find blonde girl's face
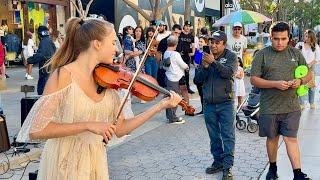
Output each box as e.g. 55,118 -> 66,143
99,29 -> 118,64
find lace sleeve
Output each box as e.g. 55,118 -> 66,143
16,85 -> 74,142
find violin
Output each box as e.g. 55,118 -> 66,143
93,63 -> 195,115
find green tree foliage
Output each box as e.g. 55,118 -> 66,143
239,0 -> 320,29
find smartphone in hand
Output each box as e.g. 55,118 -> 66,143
203,45 -> 211,54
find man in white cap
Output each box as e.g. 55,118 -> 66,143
227,22 -> 247,61
156,20 -> 171,42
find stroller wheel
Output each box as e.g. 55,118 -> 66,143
247,123 -> 258,133
236,120 -> 246,130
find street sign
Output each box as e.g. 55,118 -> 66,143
225,3 -> 234,8
225,0 -> 234,8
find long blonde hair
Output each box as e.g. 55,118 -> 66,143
46,17 -> 114,73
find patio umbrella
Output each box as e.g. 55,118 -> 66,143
213,10 -> 272,27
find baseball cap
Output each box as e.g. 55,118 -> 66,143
150,20 -> 156,26
37,26 -> 49,38
158,20 -> 165,25
233,22 -> 242,28
184,21 -> 192,26
209,31 -> 227,42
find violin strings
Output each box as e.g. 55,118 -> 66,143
115,25 -> 161,122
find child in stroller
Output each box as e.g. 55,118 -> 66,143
235,86 -> 260,133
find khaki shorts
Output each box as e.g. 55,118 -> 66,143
258,111 -> 301,138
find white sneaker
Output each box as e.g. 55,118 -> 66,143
170,117 -> 186,124
25,73 -> 28,78
26,75 -> 34,80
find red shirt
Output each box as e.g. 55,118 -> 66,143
0,42 -> 5,66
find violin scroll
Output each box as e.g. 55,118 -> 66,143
178,100 -> 195,115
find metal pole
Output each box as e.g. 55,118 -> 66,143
220,0 -> 225,18
277,0 -> 280,21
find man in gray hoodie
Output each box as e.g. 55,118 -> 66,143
194,30 -> 237,180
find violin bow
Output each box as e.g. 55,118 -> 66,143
114,24 -> 160,124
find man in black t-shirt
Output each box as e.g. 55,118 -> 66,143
179,21 -> 195,94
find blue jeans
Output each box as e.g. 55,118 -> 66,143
37,75 -> 49,95
204,101 -> 235,169
299,88 -> 315,105
145,56 -> 158,79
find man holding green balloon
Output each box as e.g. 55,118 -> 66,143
251,22 -> 312,180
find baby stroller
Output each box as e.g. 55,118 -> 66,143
235,87 -> 260,133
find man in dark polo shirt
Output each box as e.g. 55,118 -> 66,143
251,22 -> 312,180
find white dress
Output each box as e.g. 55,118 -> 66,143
234,66 -> 246,97
16,68 -> 121,180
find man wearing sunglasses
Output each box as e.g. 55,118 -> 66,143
227,22 -> 247,62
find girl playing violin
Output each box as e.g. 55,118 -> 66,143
17,17 -> 182,180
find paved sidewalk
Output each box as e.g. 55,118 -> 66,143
1,66 -> 319,180
108,109 -> 268,180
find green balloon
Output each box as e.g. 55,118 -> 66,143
296,85 -> 309,97
295,65 -> 308,79
294,65 -> 309,96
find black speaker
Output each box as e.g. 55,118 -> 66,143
0,115 -> 10,152
29,170 -> 38,180
21,96 -> 40,126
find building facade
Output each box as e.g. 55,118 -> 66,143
0,0 -> 70,44
84,0 -> 214,35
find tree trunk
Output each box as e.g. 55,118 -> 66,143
184,0 -> 191,21
172,15 -> 177,25
123,0 -> 175,23
123,0 -> 152,21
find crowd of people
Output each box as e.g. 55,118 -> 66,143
110,20 -> 317,180
0,16 -> 317,180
